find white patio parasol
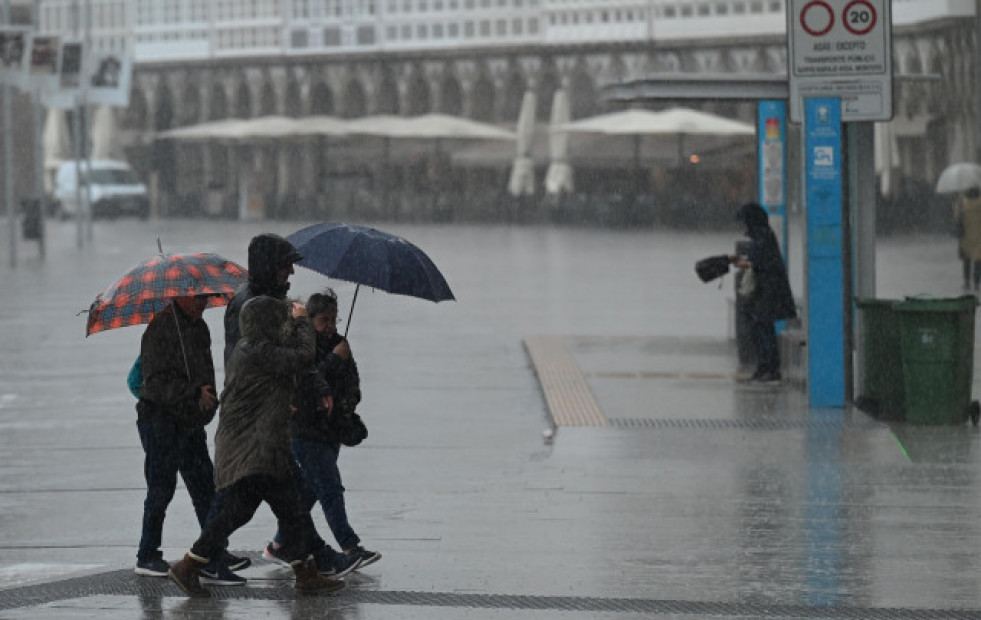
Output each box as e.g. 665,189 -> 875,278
508,90 -> 536,197
936,162 -> 981,194
545,87 -> 573,195
557,106 -> 754,190
874,121 -> 900,199
43,107 -> 71,169
90,105 -> 122,160
156,118 -> 254,141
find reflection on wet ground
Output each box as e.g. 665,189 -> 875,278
1,219 -> 981,618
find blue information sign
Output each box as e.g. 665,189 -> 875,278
758,101 -> 787,261
804,98 -> 844,408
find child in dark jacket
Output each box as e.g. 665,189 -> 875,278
265,288 -> 381,570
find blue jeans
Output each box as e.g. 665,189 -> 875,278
136,415 -> 219,562
275,437 -> 360,551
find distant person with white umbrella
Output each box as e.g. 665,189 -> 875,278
955,186 -> 981,291
936,162 -> 981,290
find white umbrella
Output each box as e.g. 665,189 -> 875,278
156,118 -> 254,141
304,115 -> 350,137
385,114 -> 515,141
558,106 -> 754,188
90,105 -> 122,160
43,107 -> 71,169
936,162 -> 981,194
545,87 -> 573,196
508,90 -> 536,197
874,122 -> 900,199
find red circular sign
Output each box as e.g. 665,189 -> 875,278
800,1 -> 834,37
843,0 -> 877,35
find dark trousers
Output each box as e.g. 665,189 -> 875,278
750,316 -> 780,376
136,416 -> 218,562
190,474 -> 311,564
963,258 -> 980,288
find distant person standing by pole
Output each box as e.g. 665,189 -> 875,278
729,202 -> 797,385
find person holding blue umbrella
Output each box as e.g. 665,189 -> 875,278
263,288 -> 381,571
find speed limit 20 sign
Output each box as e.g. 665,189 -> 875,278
788,0 -> 893,123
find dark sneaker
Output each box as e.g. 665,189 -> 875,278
135,557 -> 170,577
222,550 -> 251,572
347,546 -> 381,569
199,561 -> 247,586
318,547 -> 361,577
312,546 -> 337,576
262,542 -> 290,567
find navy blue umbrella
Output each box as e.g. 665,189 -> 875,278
286,222 -> 455,335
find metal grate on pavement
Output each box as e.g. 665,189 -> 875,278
0,568 -> 978,618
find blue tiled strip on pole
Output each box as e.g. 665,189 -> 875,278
805,98 -> 845,408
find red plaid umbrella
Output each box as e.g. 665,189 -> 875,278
86,252 -> 247,337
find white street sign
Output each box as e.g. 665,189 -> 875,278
788,0 -> 892,123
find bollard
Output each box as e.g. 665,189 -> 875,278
20,198 -> 42,241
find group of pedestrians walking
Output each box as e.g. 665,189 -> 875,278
133,233 -> 378,597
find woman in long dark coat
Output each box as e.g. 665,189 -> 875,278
729,203 -> 797,384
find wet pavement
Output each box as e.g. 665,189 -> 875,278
1,218 -> 981,618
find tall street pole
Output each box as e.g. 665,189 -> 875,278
32,0 -> 44,259
3,0 -> 15,267
976,0 -> 981,161
83,0 -> 91,242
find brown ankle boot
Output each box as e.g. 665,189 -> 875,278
168,552 -> 210,597
292,556 -> 345,596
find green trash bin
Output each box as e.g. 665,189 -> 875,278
855,298 -> 906,420
894,295 -> 978,425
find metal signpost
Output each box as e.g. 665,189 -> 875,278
788,0 -> 892,123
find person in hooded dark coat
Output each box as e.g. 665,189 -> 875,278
167,296 -> 344,598
224,233 -> 303,364
729,203 -> 797,383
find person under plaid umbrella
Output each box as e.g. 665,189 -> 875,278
85,251 -> 251,584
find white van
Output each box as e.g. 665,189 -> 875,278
52,160 -> 149,219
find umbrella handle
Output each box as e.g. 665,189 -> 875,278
172,305 -> 191,381
344,284 -> 359,339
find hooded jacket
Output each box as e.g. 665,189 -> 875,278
139,302 -> 216,427
736,203 -> 797,322
213,296 -> 316,490
223,233 -> 303,363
